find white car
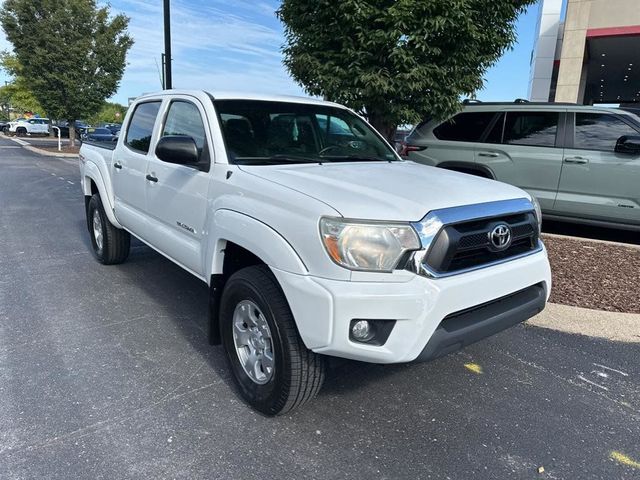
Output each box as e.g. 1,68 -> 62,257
8,117 -> 50,136
79,90 -> 551,415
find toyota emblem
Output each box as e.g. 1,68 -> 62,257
489,224 -> 512,250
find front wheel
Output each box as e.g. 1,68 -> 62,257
87,194 -> 130,265
220,265 -> 326,415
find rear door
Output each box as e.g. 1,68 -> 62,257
555,111 -> 640,226
407,111 -> 497,166
27,119 -> 47,134
144,96 -> 212,276
113,100 -> 162,238
474,109 -> 566,211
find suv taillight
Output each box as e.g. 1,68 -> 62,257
399,142 -> 426,157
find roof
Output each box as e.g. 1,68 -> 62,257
460,101 -> 634,115
135,89 -> 345,109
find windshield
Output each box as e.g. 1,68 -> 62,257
214,99 -> 398,164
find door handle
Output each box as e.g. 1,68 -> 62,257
146,174 -> 158,183
114,162 -> 123,170
564,156 -> 588,164
477,152 -> 499,158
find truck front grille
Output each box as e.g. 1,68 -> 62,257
422,212 -> 540,275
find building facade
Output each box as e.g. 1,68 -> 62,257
528,0 -> 640,104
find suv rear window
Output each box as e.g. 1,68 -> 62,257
502,112 -> 558,147
433,112 -> 496,142
126,101 -> 161,153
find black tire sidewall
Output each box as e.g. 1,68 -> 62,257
88,195 -> 107,262
220,272 -> 290,415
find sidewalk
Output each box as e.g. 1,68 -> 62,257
528,303 -> 640,343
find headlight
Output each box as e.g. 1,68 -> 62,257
319,217 -> 421,271
531,196 -> 542,235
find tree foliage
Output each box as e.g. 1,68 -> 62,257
0,0 -> 133,143
277,0 -> 535,139
88,101 -> 128,125
0,53 -> 45,118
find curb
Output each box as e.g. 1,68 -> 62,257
542,232 -> 640,250
24,145 -> 79,158
7,136 -> 79,158
528,302 -> 640,343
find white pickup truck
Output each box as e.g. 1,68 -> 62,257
79,90 -> 551,415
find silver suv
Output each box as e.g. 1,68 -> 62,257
403,102 -> 640,231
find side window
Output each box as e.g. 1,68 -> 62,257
433,112 -> 496,142
485,113 -> 505,143
125,101 -> 161,153
574,113 -> 637,152
162,101 -> 208,165
503,112 -> 558,147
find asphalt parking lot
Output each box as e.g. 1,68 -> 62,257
1,136 -> 639,479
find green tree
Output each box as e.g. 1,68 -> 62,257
88,101 -> 128,126
277,0 -> 535,140
0,0 -> 133,144
0,53 -> 45,119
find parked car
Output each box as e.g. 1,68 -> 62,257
99,122 -> 122,135
79,90 -> 550,415
0,119 -> 9,133
394,129 -> 411,152
8,117 -> 50,136
74,122 -> 90,139
402,101 -> 640,231
83,127 -> 116,142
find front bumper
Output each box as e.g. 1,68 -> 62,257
271,248 -> 551,364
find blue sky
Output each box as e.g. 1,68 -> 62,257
0,0 -> 543,106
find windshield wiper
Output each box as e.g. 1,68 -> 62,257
234,155 -> 323,165
319,155 -> 399,162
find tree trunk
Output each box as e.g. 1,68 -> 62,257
69,119 -> 76,147
366,108 -> 397,145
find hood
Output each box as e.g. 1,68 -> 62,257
239,161 -> 530,221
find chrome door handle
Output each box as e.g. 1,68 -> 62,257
478,152 -> 499,158
114,162 -> 123,169
564,156 -> 588,164
146,174 -> 158,183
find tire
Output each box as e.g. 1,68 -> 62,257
220,265 -> 326,415
87,194 -> 130,265
16,127 -> 27,137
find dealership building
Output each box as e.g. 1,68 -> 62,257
528,0 -> 640,104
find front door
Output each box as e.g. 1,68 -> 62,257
144,97 -> 212,277
556,112 -> 640,227
474,110 -> 565,211
113,101 -> 162,237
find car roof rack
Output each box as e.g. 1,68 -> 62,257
461,101 -> 580,107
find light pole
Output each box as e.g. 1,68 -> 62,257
163,0 -> 172,89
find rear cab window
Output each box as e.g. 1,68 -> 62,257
125,101 -> 162,153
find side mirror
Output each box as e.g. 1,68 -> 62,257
614,135 -> 640,155
155,135 -> 200,165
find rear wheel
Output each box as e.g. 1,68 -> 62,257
87,194 -> 130,265
220,265 -> 326,415
16,127 -> 27,137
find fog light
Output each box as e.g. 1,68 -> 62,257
351,320 -> 375,342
